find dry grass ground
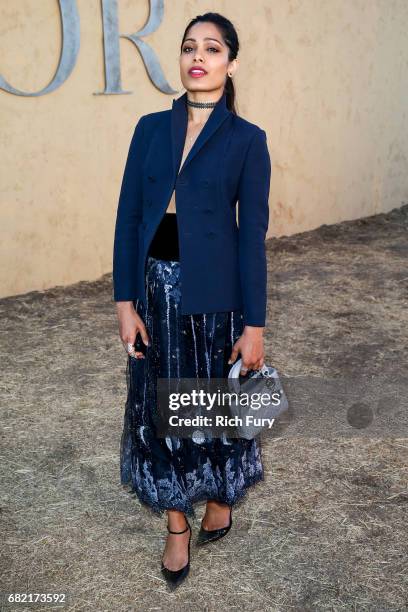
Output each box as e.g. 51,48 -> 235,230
1,205 -> 407,611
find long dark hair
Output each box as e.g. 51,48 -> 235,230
180,12 -> 239,115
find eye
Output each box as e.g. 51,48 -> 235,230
182,45 -> 220,53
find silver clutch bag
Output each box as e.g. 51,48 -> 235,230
227,358 -> 289,439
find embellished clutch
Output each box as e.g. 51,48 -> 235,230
227,358 -> 289,439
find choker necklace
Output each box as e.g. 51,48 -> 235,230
186,96 -> 220,109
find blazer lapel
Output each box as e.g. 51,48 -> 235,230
171,90 -> 231,177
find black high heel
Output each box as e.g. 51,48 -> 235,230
196,504 -> 232,546
161,518 -> 191,589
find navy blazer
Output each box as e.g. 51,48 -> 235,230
113,90 -> 271,327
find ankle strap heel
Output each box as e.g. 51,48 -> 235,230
161,518 -> 192,590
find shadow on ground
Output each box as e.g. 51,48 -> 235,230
0,205 -> 407,611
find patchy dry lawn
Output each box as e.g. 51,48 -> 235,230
1,205 -> 407,611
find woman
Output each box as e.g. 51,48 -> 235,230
113,12 -> 271,588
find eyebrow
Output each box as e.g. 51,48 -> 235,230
183,37 -> 224,46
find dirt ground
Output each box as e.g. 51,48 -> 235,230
1,205 -> 407,611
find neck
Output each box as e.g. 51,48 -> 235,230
185,89 -> 224,124
187,106 -> 213,124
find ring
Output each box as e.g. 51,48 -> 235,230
126,342 -> 136,356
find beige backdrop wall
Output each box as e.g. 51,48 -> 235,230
1,0 -> 407,298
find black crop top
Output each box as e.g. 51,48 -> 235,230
147,212 -> 180,261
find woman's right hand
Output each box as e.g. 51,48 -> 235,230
116,301 -> 150,358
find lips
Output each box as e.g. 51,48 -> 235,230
188,67 -> 207,76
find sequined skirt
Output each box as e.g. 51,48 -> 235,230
120,256 -> 264,517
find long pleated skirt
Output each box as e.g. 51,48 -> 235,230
120,255 -> 264,517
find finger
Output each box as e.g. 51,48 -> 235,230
138,326 -> 151,346
228,347 -> 239,365
122,339 -> 143,359
240,362 -> 250,376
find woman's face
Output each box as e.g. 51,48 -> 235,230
180,22 -> 236,94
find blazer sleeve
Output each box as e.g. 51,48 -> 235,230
237,127 -> 272,327
112,115 -> 146,301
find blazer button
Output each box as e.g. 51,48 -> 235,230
147,174 -> 156,182
178,176 -> 188,186
204,208 -> 213,214
205,231 -> 216,239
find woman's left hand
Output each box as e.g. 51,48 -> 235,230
228,326 -> 265,374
